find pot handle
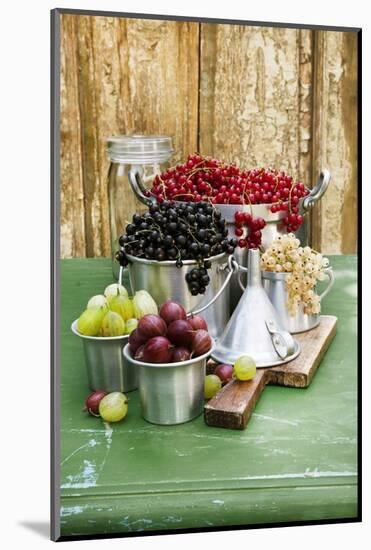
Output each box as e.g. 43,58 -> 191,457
318,267 -> 335,301
302,170 -> 331,212
128,167 -> 157,206
188,255 -> 238,317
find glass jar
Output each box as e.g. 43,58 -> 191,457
106,135 -> 174,279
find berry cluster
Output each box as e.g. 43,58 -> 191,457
261,234 -> 330,316
185,265 -> 211,296
150,155 -> 309,244
234,211 -> 266,249
117,201 -> 237,296
150,154 -> 308,208
246,168 -> 306,233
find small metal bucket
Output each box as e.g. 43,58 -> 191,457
123,341 -> 214,425
125,253 -> 236,339
261,268 -> 335,333
71,320 -> 138,392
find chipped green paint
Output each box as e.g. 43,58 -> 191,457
59,256 -> 358,537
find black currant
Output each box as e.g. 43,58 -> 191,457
118,234 -> 127,246
155,248 -> 166,261
164,235 -> 174,247
126,223 -> 136,235
176,234 -> 187,247
201,243 -> 211,256
201,274 -> 210,285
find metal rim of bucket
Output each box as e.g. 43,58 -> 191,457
125,251 -> 227,267
71,319 -> 130,342
123,340 -> 215,369
215,202 -> 296,224
261,270 -> 290,281
129,169 -> 331,215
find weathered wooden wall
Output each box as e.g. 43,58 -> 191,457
60,15 -> 358,257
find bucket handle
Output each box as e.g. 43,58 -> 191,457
302,170 -> 331,212
118,265 -> 124,287
188,255 -> 238,317
318,267 -> 335,301
128,167 -> 157,206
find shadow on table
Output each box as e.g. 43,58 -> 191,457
18,521 -> 49,539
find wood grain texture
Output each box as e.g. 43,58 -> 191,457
199,25 -> 313,181
311,31 -> 358,254
204,315 -> 337,430
60,15 -> 86,257
204,370 -> 267,430
59,15 -> 358,257
60,14 -> 199,257
268,315 -> 338,388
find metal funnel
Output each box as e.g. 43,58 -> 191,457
212,249 -> 300,367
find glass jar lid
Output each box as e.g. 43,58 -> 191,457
106,134 -> 174,164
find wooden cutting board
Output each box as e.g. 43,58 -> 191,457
204,315 -> 337,430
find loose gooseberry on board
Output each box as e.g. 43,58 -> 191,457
204,374 -> 222,399
98,392 -> 128,422
214,364 -> 234,385
233,356 -> 257,381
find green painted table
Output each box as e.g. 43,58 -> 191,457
59,255 -> 358,537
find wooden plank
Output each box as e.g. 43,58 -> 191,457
60,15 -> 86,257
311,31 -> 358,254
199,24 -> 313,184
204,370 -> 267,430
70,16 -> 200,257
204,315 -> 337,430
267,315 -> 338,387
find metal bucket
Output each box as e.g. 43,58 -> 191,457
123,342 -> 214,425
71,320 -> 138,392
261,268 -> 335,333
128,168 -> 331,313
125,253 -> 235,340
